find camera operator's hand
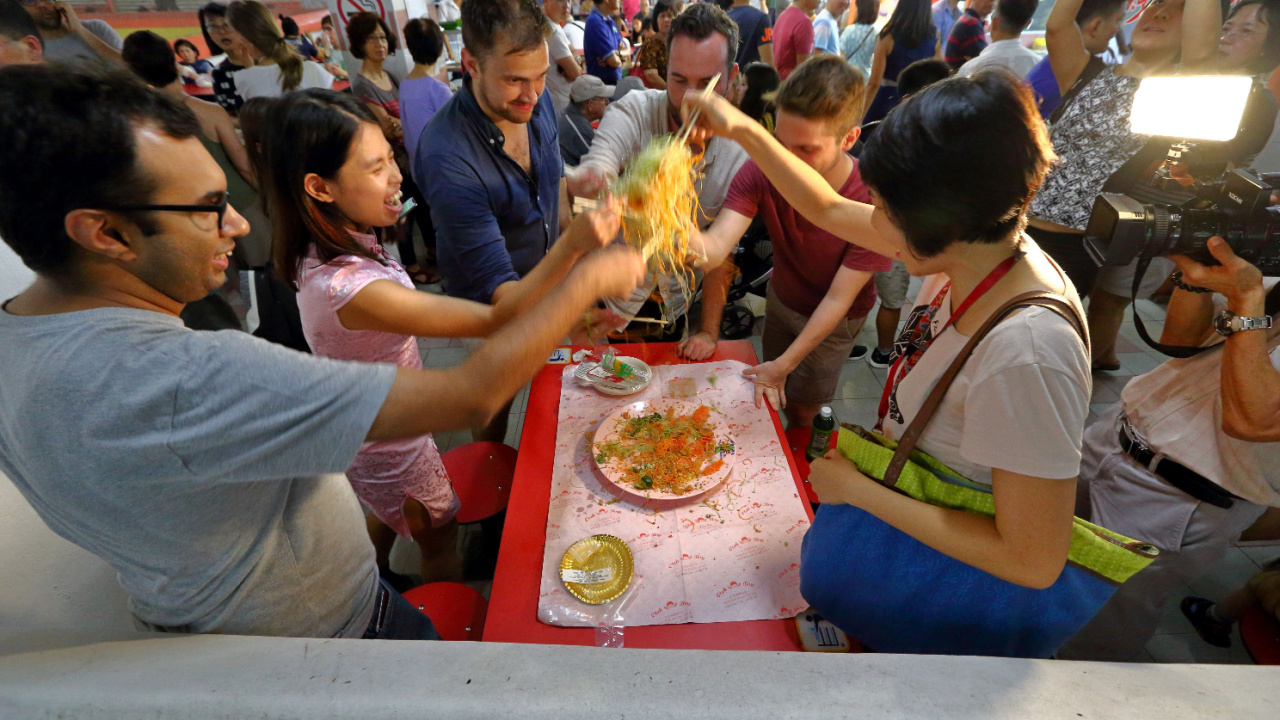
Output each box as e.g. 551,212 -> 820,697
1172,236 -> 1266,314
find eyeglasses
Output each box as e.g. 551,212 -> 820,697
98,192 -> 231,232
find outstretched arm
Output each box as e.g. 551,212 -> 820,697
1180,0 -> 1223,73
1045,0 -> 1091,94
367,247 -> 646,441
683,91 -> 896,258
339,204 -> 622,338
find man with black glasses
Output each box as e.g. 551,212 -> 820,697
0,66 -> 642,640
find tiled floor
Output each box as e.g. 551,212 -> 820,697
392,279 -> 1278,663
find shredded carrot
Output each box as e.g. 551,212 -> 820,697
594,405 -> 734,496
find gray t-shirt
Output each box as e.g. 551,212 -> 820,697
42,20 -> 124,64
0,306 -> 397,638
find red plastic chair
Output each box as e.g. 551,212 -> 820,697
402,582 -> 488,641
443,441 -> 516,524
784,426 -> 836,506
1240,605 -> 1280,665
442,441 -> 517,557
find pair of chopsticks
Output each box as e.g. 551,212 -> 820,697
675,72 -> 722,145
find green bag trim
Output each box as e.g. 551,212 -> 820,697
836,427 -> 1159,585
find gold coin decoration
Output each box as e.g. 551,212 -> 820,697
559,534 -> 634,605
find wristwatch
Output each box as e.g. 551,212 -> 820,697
1214,310 -> 1273,336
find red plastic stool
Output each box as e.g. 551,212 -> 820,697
784,426 -> 837,506
1240,605 -> 1280,665
443,441 -> 516,524
443,441 -> 517,562
402,582 -> 488,641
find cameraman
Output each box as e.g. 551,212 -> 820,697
1058,236 -> 1280,662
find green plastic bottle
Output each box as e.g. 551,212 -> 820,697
806,406 -> 836,462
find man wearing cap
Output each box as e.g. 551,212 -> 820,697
560,74 -> 613,166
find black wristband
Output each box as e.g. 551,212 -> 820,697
1170,270 -> 1212,294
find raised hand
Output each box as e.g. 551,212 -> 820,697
565,199 -> 622,256
577,245 -> 647,301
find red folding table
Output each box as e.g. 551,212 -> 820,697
482,340 -> 817,650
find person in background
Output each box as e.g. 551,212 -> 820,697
420,0 -> 591,444
840,0 -> 880,78
944,0 -> 993,70
813,0 -> 847,56
279,15 -> 318,60
20,0 -> 120,64
122,31 -> 254,203
692,57 -> 889,428
566,2 -> 744,357
545,0 -> 583,114
729,0 -> 774,68
931,0 -> 962,43
314,13 -> 337,62
0,65 -> 643,641
1023,0 -> 1124,118
401,18 -> 452,174
773,0 -> 817,79
174,38 -> 213,85
122,30 -> 262,326
957,0 -> 1039,78
0,0 -> 42,66
586,0 -> 626,83
200,2 -> 253,115
1183,557 -> 1280,649
736,59 -> 780,130
863,0 -> 940,123
560,74 -> 613,165
1027,0 -> 1219,300
635,0 -> 673,88
630,10 -> 645,45
347,12 -> 437,285
262,90 -> 633,588
227,0 -> 333,100
347,12 -> 403,149
852,56 -> 951,366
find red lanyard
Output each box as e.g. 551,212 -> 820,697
876,253 -> 1024,428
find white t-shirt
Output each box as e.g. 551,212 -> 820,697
546,20 -> 575,115
880,268 -> 1091,484
957,38 -> 1041,79
233,61 -> 335,100
564,20 -> 586,52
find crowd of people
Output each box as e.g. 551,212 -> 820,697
1,0 -> 1280,662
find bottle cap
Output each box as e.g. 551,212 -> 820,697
819,406 -> 833,418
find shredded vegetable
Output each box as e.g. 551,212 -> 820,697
611,135 -> 705,319
594,405 -> 735,496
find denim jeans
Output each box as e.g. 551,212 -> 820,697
361,578 -> 441,640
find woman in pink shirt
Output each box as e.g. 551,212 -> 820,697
260,90 -> 620,585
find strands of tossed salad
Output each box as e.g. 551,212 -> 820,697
594,405 -> 734,496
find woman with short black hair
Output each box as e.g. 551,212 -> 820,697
683,72 -> 1096,657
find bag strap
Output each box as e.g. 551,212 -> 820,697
1048,55 -> 1105,125
881,292 -> 1088,487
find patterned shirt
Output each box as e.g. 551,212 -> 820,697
1030,66 -> 1146,230
211,58 -> 244,114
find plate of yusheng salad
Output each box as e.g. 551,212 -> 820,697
592,399 -> 736,500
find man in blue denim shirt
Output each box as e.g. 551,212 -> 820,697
418,0 -> 585,442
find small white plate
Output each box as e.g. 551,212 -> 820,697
573,356 -> 653,396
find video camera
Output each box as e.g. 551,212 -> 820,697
1084,164 -> 1280,276
1082,76 -> 1280,274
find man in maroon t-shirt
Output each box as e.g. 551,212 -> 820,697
693,56 -> 891,428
